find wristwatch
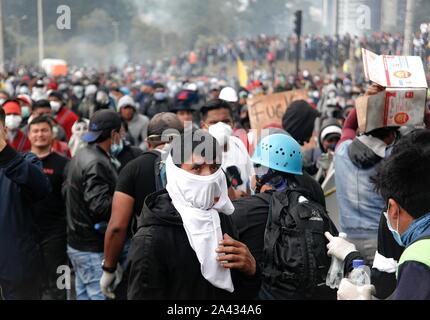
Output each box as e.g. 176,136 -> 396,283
101,259 -> 117,273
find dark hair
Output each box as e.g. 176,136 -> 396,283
170,129 -> 222,166
0,107 -> 5,125
367,127 -> 399,141
200,99 -> 233,121
29,115 -> 53,131
33,99 -> 51,110
372,129 -> 430,218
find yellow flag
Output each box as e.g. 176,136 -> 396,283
237,58 -> 248,87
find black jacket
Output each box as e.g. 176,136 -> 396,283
127,190 -> 261,300
64,144 -> 118,252
0,145 -> 51,284
141,98 -> 173,119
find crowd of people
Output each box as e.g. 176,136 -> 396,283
1,29 -> 430,301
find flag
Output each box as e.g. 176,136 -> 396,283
237,58 -> 248,88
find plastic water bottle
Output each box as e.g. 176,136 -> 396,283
326,232 -> 347,289
349,260 -> 371,286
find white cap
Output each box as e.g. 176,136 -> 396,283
117,95 -> 136,111
219,86 -> 238,103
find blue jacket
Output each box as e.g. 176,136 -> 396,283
0,145 -> 51,284
335,140 -> 387,239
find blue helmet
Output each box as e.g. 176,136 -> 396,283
251,133 -> 303,175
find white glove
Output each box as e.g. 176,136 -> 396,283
100,264 -> 123,300
325,232 -> 357,261
337,278 -> 375,300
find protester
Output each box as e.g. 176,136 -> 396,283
334,85 -> 400,265
231,131 -> 336,299
2,99 -> 31,152
28,115 -> 70,300
0,106 -> 51,300
327,129 -> 430,300
117,95 -> 149,150
48,91 -> 78,142
200,99 -> 254,199
127,129 -> 260,299
64,109 -> 122,300
141,83 -> 173,119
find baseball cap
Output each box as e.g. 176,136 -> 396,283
82,109 -> 122,143
2,100 -> 22,116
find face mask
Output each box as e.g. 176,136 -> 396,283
0,98 -> 5,106
110,139 -> 124,157
73,86 -> 84,99
383,205 -> 404,247
50,101 -> 62,113
154,92 -> 167,101
5,115 -> 22,130
21,106 -> 30,119
208,122 -> 233,147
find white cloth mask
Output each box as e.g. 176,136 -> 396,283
165,154 -> 235,292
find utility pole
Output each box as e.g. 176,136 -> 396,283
0,0 -> 5,73
403,0 -> 416,55
294,10 -> 302,77
37,0 -> 44,67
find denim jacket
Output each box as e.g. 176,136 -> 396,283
334,139 -> 388,239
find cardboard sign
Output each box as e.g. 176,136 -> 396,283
248,90 -> 308,130
358,49 -> 428,133
356,89 -> 427,133
362,48 -> 427,88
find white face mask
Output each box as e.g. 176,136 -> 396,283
5,115 -> 22,130
50,101 -> 62,113
208,122 -> 233,147
0,98 -> 5,106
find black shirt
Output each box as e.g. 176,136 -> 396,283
115,151 -> 159,219
32,152 -> 69,237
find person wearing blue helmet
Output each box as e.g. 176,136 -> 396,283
230,130 -> 332,299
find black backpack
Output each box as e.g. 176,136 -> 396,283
261,186 -> 338,300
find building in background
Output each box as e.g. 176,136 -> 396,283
322,0 -> 406,35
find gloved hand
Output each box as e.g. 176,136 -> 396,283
337,278 -> 375,300
100,264 -> 123,300
325,232 -> 357,261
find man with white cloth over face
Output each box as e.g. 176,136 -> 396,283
127,129 -> 260,300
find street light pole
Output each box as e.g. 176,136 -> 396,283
37,0 -> 44,67
0,0 -> 5,73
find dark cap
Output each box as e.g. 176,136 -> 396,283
48,91 -> 64,103
147,112 -> 183,145
82,109 -> 122,143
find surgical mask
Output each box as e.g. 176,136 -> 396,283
110,139 -> 124,157
50,101 -> 62,113
5,115 -> 22,130
73,86 -> 84,99
383,205 -> 404,247
21,106 -> 30,119
0,98 -> 5,106
154,92 -> 167,101
208,122 -> 233,147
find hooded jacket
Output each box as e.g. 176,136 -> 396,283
282,100 -> 320,145
0,145 -> 51,284
127,190 -> 261,300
